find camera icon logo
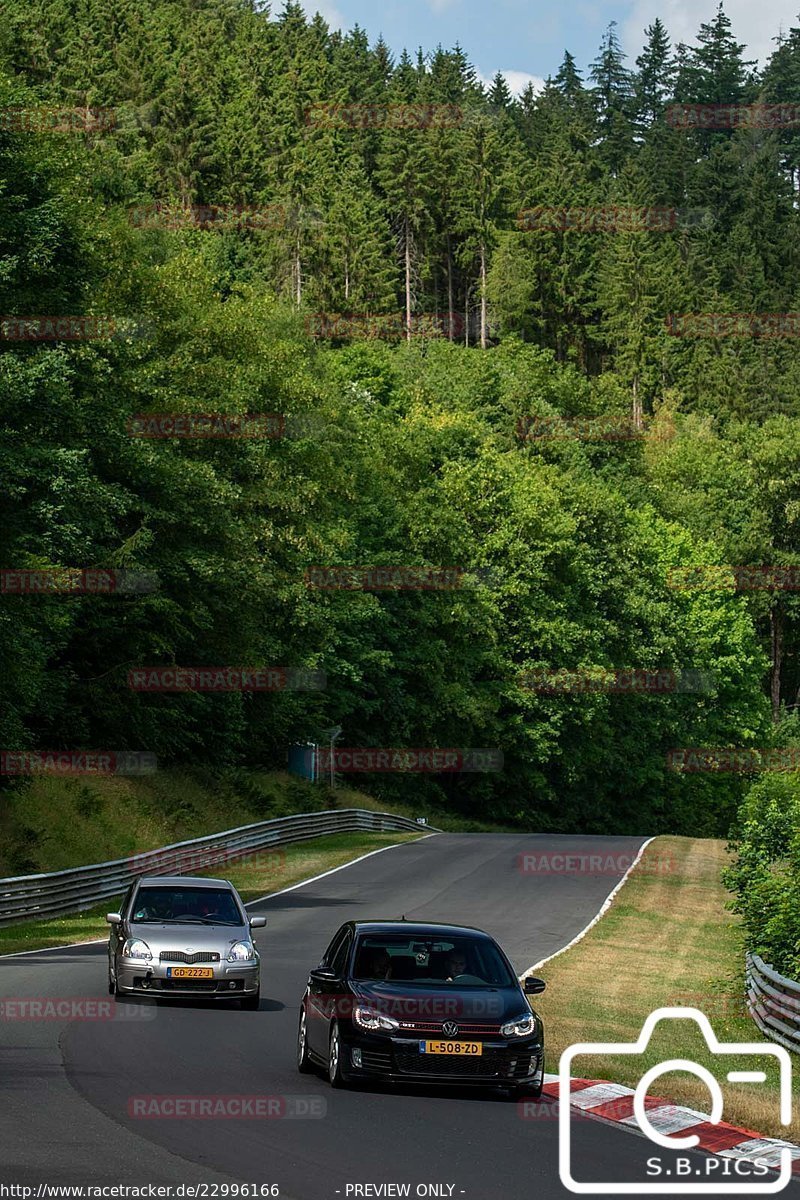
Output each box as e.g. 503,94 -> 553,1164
559,1007 -> 793,1194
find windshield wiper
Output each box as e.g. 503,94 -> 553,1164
143,916 -> 217,925
136,916 -> 242,926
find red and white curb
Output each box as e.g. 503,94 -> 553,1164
534,1076 -> 800,1175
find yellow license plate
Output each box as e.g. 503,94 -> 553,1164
167,967 -> 214,979
420,1040 -> 482,1056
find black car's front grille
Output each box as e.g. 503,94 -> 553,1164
396,1021 -> 503,1036
359,1049 -> 393,1073
159,951 -> 221,964
393,1046 -> 538,1079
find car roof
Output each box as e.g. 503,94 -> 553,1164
134,875 -> 233,888
349,921 -> 492,939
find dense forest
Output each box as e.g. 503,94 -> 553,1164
2,0 -> 800,855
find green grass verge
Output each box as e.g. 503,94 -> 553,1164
0,767 -> 506,880
0,830 -> 423,957
534,836 -> 798,1141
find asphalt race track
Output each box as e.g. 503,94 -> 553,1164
1,832 -> 795,1199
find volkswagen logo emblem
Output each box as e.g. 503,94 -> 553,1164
442,1021 -> 459,1038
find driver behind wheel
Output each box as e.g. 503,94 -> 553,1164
443,949 -> 467,980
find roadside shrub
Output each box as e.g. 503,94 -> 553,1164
724,773 -> 800,977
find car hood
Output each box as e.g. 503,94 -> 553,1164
350,980 -> 528,1024
127,923 -> 250,954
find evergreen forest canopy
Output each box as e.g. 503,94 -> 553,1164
2,0 -> 800,839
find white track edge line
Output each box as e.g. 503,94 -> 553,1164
244,831 -> 438,907
0,937 -> 107,959
0,831 -> 438,959
519,835 -> 656,979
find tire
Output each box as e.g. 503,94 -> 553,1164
327,1021 -> 349,1088
509,1066 -> 544,1101
241,991 -> 260,1011
111,963 -> 127,1000
297,1008 -> 313,1073
515,1079 -> 543,1100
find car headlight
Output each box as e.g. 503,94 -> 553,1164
501,1012 -> 538,1038
227,941 -> 256,963
353,1005 -> 399,1032
122,938 -> 152,961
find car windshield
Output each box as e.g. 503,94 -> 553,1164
351,934 -> 515,987
131,886 -> 242,925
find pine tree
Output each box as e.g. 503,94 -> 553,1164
763,22 -> 800,194
455,112 -> 516,347
595,189 -> 687,426
425,48 -> 472,336
674,3 -> 756,104
488,72 -> 513,111
555,51 -> 584,100
590,23 -> 635,173
375,50 -> 437,339
634,19 -> 675,130
313,148 -> 397,310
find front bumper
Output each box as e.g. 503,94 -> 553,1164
340,1030 -> 544,1085
117,959 -> 260,997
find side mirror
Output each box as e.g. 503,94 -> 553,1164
309,967 -> 337,984
106,912 -> 123,925
249,916 -> 267,929
523,976 -> 546,995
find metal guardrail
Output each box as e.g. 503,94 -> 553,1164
0,808 -> 435,926
746,951 -> 800,1053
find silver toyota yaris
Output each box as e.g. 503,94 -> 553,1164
106,875 -> 266,1008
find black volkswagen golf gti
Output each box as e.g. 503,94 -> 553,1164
297,920 -> 546,1096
